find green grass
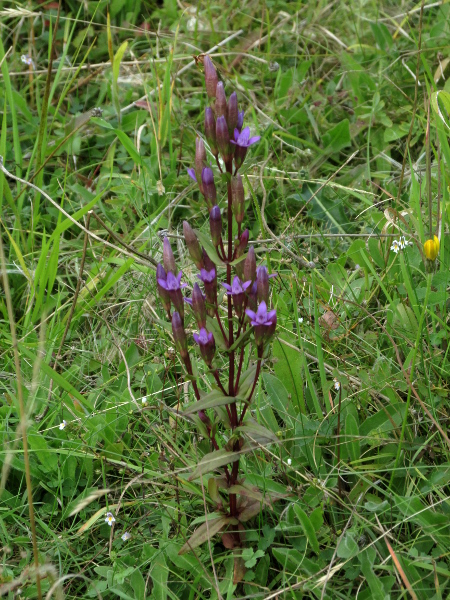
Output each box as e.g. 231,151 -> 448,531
0,1 -> 449,599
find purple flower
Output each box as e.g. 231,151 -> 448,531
158,271 -> 187,319
187,168 -> 197,182
193,328 -> 216,365
156,263 -> 171,312
158,271 -> 186,292
245,301 -> 277,346
222,276 -> 252,317
230,127 -> 261,148
193,328 -> 213,345
222,276 -> 252,295
197,268 -> 216,284
197,267 -> 217,310
230,127 -> 260,170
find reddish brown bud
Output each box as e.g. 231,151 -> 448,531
183,221 -> 204,268
163,237 -> 176,273
227,92 -> 238,134
172,311 -> 188,358
209,205 -> 222,247
231,174 -> 245,224
205,107 -> 218,156
204,55 -> 218,99
215,82 -> 227,118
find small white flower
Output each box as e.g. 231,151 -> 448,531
105,512 -> 116,526
333,378 -> 340,391
298,317 -> 303,324
287,458 -> 292,466
21,54 -> 35,69
141,396 -> 148,406
121,531 -> 131,541
390,240 -> 400,254
59,420 -> 67,430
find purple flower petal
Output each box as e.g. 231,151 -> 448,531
248,136 -> 261,146
245,308 -> 257,321
187,168 -> 197,182
193,332 -> 200,344
221,283 -> 232,292
158,278 -> 168,290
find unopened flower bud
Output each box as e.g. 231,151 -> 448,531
236,229 -> 249,255
204,55 -> 218,99
216,115 -> 231,163
244,246 -> 256,283
205,108 -> 218,156
256,266 -> 269,304
237,110 -> 244,132
209,205 -> 222,247
183,221 -> 204,268
227,92 -> 238,134
201,167 -> 217,210
172,311 -> 188,358
191,283 -> 207,329
231,174 -> 245,224
195,137 -> 206,186
423,235 -> 439,261
156,264 -> 171,312
215,82 -> 227,118
163,237 -> 176,273
193,328 -> 216,366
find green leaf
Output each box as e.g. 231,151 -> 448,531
322,119 -> 351,153
235,418 -> 278,445
292,505 -> 320,554
150,554 -> 168,600
336,532 -> 359,559
345,413 -> 360,464
194,229 -> 225,266
182,390 -> 235,416
188,448 -> 241,481
113,41 -> 128,83
179,516 -> 230,555
262,373 -> 296,428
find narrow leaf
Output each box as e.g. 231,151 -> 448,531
179,516 -> 230,555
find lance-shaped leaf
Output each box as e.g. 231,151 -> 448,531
236,365 -> 257,398
188,448 -> 241,481
182,389 -> 235,416
293,505 -> 320,555
195,229 -> 225,266
235,418 -> 279,445
178,516 -> 230,555
238,500 -> 264,522
228,483 -> 273,507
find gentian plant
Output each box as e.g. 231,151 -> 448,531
156,57 -> 277,572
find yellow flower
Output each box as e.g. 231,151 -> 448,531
423,236 -> 440,260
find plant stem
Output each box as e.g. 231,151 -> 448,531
226,158 -> 239,520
